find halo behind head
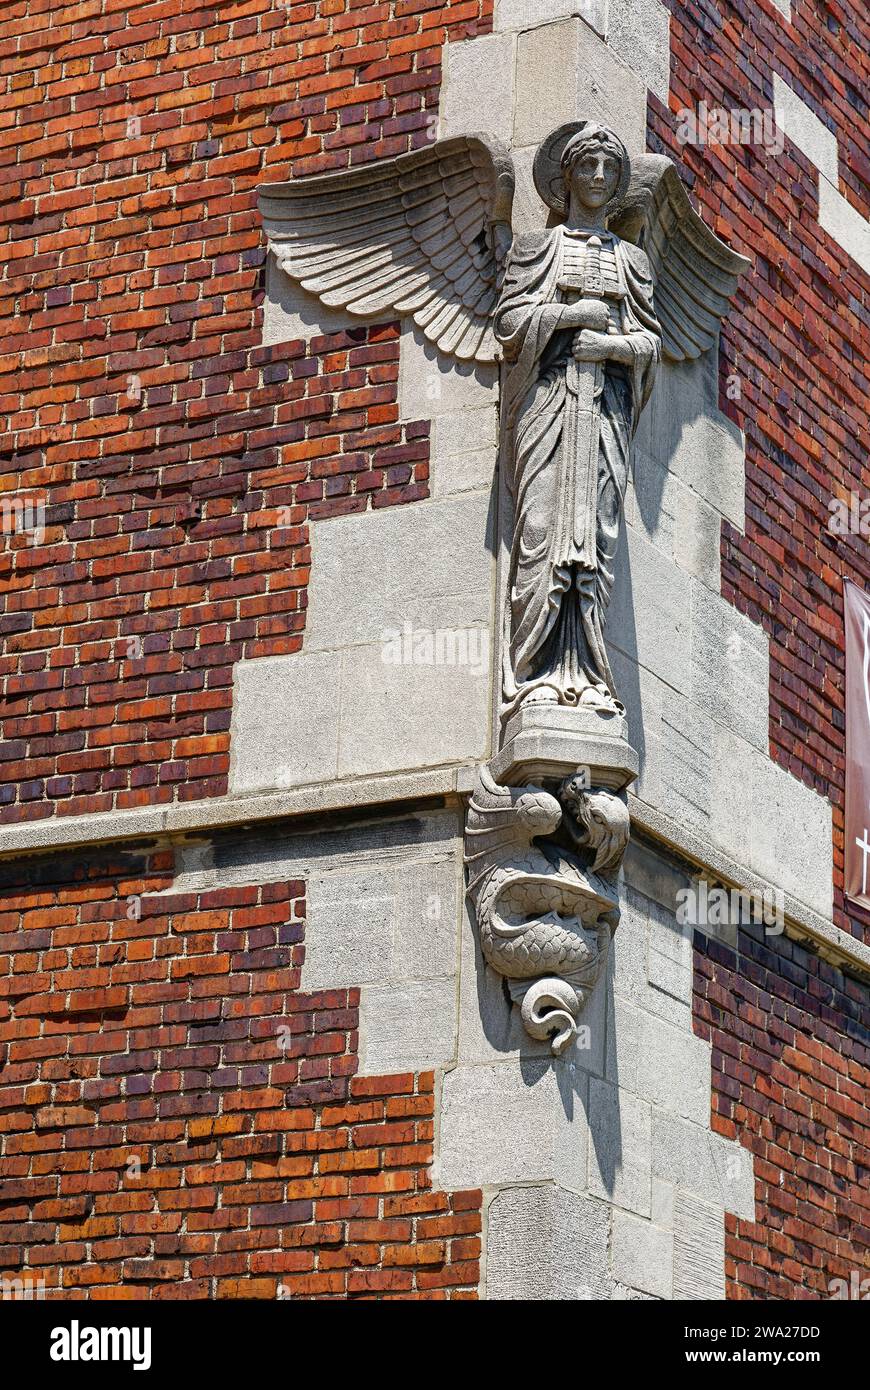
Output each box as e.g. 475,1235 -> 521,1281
533,120 -> 631,219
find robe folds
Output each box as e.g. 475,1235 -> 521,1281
495,226 -> 662,716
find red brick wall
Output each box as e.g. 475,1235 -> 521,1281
0,0 -> 492,825
651,0 -> 870,1301
2,322 -> 428,817
0,846 -> 481,1298
651,0 -> 869,946
694,921 -> 870,1299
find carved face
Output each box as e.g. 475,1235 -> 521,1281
566,146 -> 623,212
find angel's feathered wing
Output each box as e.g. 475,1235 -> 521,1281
610,155 -> 751,362
258,134 -> 515,363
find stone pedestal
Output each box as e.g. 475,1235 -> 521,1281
493,703 -> 638,791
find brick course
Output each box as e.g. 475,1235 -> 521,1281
0,847 -> 481,1298
652,0 -> 869,946
694,922 -> 869,1299
0,0 -> 492,824
2,321 -> 428,816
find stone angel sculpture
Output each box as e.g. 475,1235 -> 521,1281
258,124 -> 749,1051
258,123 -> 749,723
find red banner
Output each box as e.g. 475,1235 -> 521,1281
845,580 -> 870,913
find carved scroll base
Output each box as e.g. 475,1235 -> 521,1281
464,706 -> 635,1055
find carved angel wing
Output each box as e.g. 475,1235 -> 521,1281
258,134 -> 515,363
610,155 -> 751,362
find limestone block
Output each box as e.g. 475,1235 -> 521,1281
651,1176 -> 675,1228
393,863 -> 460,981
180,807 -> 460,891
625,450 -> 677,554
709,1139 -> 756,1224
651,1110 -> 756,1220
636,1013 -> 711,1125
633,725 -> 663,806
574,962 -> 609,1075
229,638 -> 492,792
513,19 -> 647,155
486,1183 -> 612,1300
494,0 -> 607,36
636,355 -> 746,529
629,456 -> 725,592
646,900 -> 694,1008
672,1191 -> 727,1300
398,324 -> 498,422
819,177 -> 870,276
606,646 -> 665,801
615,891 -> 696,1030
504,142 -> 549,238
710,727 -> 833,918
658,689 -> 714,830
608,891 -> 650,1007
337,641 -> 492,777
360,980 -> 457,1074
772,73 -> 838,183
683,871 -> 739,950
303,852 -> 457,990
439,32 -> 516,144
612,1209 -> 673,1298
673,482 -> 722,590
230,651 -> 341,790
305,492 -> 494,651
305,870 -> 394,988
673,418 -> 746,531
607,0 -> 671,104
690,582 -> 770,753
605,987 -> 641,1094
432,403 -> 497,458
437,1059 -> 589,1191
623,836 -> 691,917
431,406 -> 498,498
608,527 -> 692,692
431,444 -> 496,499
587,1078 -> 652,1217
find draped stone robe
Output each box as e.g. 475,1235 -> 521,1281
496,226 -> 661,718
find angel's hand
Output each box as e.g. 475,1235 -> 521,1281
561,300 -> 610,332
572,330 -> 615,363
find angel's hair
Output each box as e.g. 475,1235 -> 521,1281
560,126 -> 628,186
